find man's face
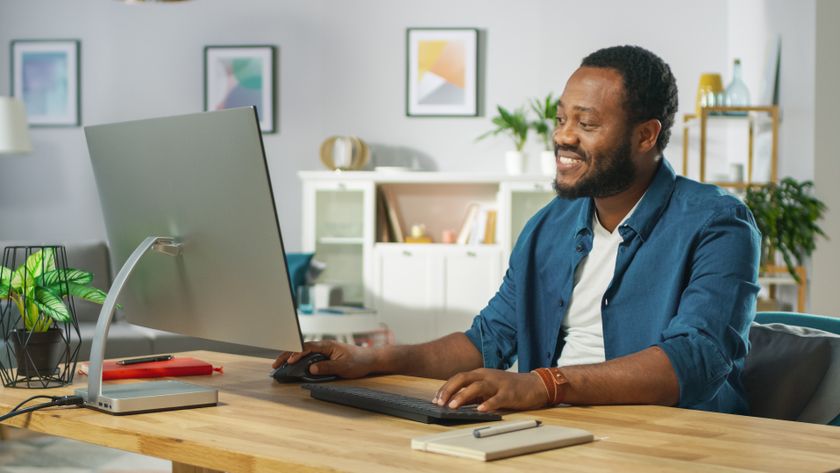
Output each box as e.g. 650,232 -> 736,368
552,67 -> 637,199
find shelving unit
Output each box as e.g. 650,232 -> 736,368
681,105 -> 806,311
300,171 -> 555,343
681,105 -> 779,186
759,264 -> 807,313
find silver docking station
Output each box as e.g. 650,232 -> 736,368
75,380 -> 218,415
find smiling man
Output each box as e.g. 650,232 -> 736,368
275,45 -> 761,414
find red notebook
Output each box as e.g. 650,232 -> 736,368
79,357 -> 222,380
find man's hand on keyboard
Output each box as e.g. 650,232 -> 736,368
273,340 -> 376,379
432,368 -> 549,412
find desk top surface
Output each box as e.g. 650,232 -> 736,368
1,351 -> 839,473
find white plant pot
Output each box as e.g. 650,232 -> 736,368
505,151 -> 527,175
540,150 -> 556,176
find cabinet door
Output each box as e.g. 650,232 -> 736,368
302,180 -> 374,306
373,247 -> 441,344
440,248 -> 503,336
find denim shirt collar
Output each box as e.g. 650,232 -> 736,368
573,157 -> 677,242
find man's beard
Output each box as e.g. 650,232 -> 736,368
552,133 -> 636,199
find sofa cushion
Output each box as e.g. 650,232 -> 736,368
744,322 -> 840,424
77,321 -> 154,361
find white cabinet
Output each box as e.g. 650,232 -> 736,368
373,245 -> 503,344
299,171 -> 556,343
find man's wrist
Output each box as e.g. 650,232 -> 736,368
531,367 -> 569,405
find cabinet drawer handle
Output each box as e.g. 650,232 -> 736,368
466,251 -> 477,257
402,250 -> 412,257
337,183 -> 347,190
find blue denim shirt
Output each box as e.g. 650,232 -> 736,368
465,159 -> 761,414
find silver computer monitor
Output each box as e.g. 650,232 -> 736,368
85,107 -> 303,355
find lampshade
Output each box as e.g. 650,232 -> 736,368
0,97 -> 32,154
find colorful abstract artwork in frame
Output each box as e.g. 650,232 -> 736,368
10,40 -> 80,127
406,28 -> 478,117
204,45 -> 276,133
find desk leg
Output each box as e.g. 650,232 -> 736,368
172,461 -> 224,473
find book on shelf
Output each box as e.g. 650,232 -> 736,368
483,209 -> 497,244
457,203 -> 498,245
456,203 -> 480,245
379,187 -> 405,243
376,188 -> 390,243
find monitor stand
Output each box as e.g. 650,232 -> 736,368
75,236 -> 218,415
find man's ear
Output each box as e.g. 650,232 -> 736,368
636,119 -> 662,153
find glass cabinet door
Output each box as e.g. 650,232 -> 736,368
308,182 -> 371,306
508,182 -> 555,249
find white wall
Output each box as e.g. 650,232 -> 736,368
0,0 -> 729,251
726,0 -> 816,182
811,0 -> 840,316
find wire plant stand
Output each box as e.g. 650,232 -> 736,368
0,245 -> 82,388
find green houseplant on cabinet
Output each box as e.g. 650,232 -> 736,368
0,247 -> 109,386
744,178 -> 827,285
477,105 -> 529,175
529,93 -> 560,176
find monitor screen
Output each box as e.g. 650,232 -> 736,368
84,107 -> 303,353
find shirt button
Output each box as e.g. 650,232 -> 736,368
558,298 -> 564,307
603,298 -> 609,306
576,244 -> 583,252
546,351 -> 552,358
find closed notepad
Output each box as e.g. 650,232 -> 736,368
411,421 -> 593,461
79,357 -> 219,380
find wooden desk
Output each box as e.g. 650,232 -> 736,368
1,351 -> 839,472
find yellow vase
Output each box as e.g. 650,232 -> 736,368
695,73 -> 724,114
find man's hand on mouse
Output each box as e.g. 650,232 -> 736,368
273,340 -> 377,379
433,368 -> 549,412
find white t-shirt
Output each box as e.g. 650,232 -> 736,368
556,202 -> 640,367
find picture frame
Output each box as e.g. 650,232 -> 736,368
406,28 -> 478,117
204,45 -> 276,133
10,39 -> 80,127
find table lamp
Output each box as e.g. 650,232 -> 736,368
0,97 -> 32,155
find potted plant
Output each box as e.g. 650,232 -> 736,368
744,178 -> 827,283
529,93 -> 560,176
477,105 -> 529,175
0,248 -> 109,378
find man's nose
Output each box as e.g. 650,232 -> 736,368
553,123 -> 579,147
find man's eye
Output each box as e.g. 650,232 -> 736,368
579,121 -> 593,129
555,117 -> 566,125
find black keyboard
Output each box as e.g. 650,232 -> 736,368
301,383 -> 502,424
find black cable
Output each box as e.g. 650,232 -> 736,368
10,395 -> 56,413
0,395 -> 85,422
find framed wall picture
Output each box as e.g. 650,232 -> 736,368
204,45 -> 276,133
406,28 -> 478,117
10,39 -> 80,127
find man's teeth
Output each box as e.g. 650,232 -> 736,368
559,156 -> 581,165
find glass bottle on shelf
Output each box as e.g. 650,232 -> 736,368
725,59 -> 751,112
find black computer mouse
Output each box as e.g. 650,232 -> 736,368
271,352 -> 338,383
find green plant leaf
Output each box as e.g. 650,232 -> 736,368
35,287 -> 71,323
24,298 -> 41,330
40,269 -> 93,292
67,283 -> 109,305
25,248 -> 55,280
0,283 -> 8,299
0,266 -> 11,287
11,263 -> 35,298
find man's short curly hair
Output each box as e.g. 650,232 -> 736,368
581,45 -> 678,152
